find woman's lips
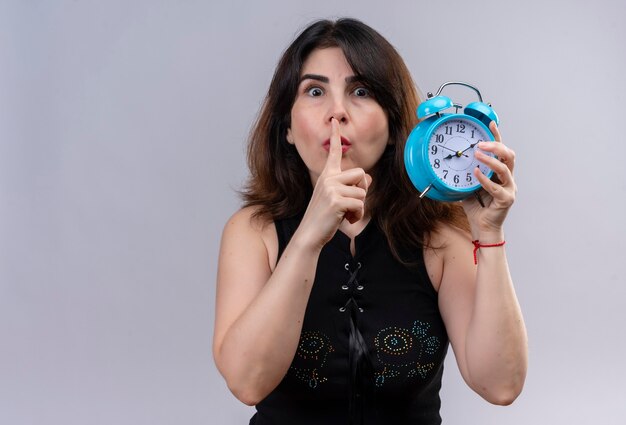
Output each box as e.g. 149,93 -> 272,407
322,136 -> 352,153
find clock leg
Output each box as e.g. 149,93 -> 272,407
419,183 -> 434,199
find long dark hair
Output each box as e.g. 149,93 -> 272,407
242,18 -> 468,262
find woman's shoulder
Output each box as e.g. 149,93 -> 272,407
224,205 -> 266,229
222,206 -> 279,270
222,206 -> 277,241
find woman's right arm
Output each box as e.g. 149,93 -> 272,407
213,206 -> 322,406
213,119 -> 369,405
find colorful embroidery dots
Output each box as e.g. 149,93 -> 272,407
291,368 -> 323,389
378,328 -> 413,355
423,336 -> 439,355
375,366 -> 400,387
407,362 -> 436,379
373,320 -> 441,387
298,333 -> 326,359
290,330 -> 335,389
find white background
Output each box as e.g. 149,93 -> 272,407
1,0 -> 625,423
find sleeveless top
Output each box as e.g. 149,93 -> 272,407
250,215 -> 449,425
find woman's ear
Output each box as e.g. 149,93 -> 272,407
286,128 -> 294,145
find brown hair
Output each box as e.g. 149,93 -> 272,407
242,18 -> 468,262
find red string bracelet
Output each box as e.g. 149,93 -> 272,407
472,240 -> 506,264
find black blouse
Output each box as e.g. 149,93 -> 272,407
250,215 -> 449,425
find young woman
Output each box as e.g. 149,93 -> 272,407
213,18 -> 527,425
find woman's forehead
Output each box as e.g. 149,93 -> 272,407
300,47 -> 353,77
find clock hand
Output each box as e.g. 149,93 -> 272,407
460,140 -> 481,154
440,145 -> 469,158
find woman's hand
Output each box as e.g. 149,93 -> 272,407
295,118 -> 371,250
462,121 -> 517,238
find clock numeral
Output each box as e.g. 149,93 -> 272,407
444,126 -> 452,135
471,129 -> 475,138
442,169 -> 448,179
456,123 -> 466,133
430,145 -> 438,155
466,173 -> 472,183
436,134 -> 444,143
433,159 -> 440,169
453,174 -> 460,184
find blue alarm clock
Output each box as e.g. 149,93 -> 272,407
404,82 -> 499,202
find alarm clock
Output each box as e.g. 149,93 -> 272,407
404,82 -> 500,202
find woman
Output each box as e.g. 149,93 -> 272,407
213,18 -> 527,425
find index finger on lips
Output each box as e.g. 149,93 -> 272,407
324,118 -> 343,173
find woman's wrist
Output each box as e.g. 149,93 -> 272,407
290,227 -> 325,255
471,228 -> 505,245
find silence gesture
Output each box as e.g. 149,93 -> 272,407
295,118 -> 372,250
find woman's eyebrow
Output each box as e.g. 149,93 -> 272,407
299,74 -> 329,84
345,76 -> 361,84
299,74 -> 360,84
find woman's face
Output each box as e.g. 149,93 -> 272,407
286,47 -> 389,185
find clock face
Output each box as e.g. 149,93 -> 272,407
427,117 -> 494,189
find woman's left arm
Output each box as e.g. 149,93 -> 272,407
436,122 -> 528,405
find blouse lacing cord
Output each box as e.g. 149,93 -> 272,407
339,262 -> 364,313
338,261 -> 373,425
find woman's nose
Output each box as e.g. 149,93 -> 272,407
326,97 -> 348,123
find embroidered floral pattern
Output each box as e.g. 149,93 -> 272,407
289,330 -> 335,389
373,320 -> 441,387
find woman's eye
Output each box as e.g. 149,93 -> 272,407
353,87 -> 370,97
306,87 -> 324,97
